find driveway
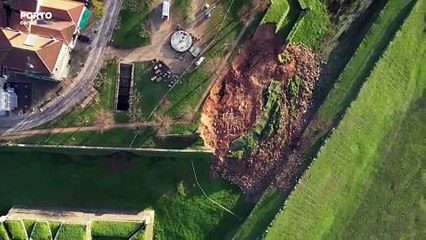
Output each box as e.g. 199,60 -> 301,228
0,0 -> 123,133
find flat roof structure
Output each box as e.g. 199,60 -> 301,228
171,30 -> 192,52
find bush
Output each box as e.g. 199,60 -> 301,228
92,0 -> 105,18
176,181 -> 186,197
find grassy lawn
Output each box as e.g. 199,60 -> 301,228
0,149 -> 254,239
133,61 -> 169,118
4,220 -> 27,239
91,220 -> 141,238
112,0 -> 150,49
265,1 -> 425,238
15,127 -> 204,149
173,0 -> 191,24
56,224 -> 87,240
234,188 -> 286,239
302,0 -> 417,158
163,68 -> 210,118
43,58 -> 119,128
289,0 -> 330,49
31,221 -> 52,240
261,0 -> 290,30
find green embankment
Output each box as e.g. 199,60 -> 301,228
4,220 -> 27,240
265,1 -> 425,238
261,0 -> 290,30
0,150 -> 253,239
30,221 -> 52,240
55,224 -> 87,240
288,0 -> 330,49
91,220 -> 141,238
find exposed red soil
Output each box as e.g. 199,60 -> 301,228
200,24 -> 320,194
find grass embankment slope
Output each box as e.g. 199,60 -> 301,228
265,1 -> 426,239
261,0 -> 290,30
0,150 -> 254,239
288,0 -> 329,49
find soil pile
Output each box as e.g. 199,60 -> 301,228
200,25 -> 321,194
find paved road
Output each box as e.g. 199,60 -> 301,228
0,0 -> 122,133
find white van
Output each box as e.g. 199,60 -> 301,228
162,0 -> 170,20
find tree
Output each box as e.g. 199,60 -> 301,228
94,108 -> 115,132
152,113 -> 173,138
92,0 -> 105,18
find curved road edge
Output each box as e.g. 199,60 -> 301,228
0,0 -> 123,133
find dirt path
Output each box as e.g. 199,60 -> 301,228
6,207 -> 154,224
192,7 -> 261,119
110,0 -> 211,73
0,120 -> 187,140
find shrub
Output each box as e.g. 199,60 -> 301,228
92,0 -> 105,18
176,181 -> 186,197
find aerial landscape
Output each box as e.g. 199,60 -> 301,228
0,0 -> 424,239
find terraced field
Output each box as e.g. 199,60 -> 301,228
265,1 -> 425,238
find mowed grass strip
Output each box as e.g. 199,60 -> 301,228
4,220 -> 27,240
91,220 -> 140,238
317,0 -> 417,120
289,0 -> 330,49
265,1 -> 425,239
261,0 -> 290,29
0,223 -> 9,240
30,221 -> 52,240
55,223 -> 87,240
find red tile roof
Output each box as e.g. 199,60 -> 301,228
10,11 -> 76,44
0,28 -> 63,75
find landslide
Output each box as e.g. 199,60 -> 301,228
200,24 -> 320,194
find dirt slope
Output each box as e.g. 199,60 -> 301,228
200,25 -> 320,194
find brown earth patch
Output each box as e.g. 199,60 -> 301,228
200,24 -> 320,194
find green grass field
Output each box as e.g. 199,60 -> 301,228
15,127 -> 204,149
261,0 -> 290,30
30,221 -> 52,240
173,0 -> 191,24
133,62 -> 169,118
112,0 -> 150,49
302,0 -> 417,163
289,0 -> 330,49
0,150 -> 254,239
4,220 -> 27,239
265,1 -> 425,238
91,220 -> 141,238
234,188 -> 286,239
55,224 -> 87,240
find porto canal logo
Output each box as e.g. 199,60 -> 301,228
20,12 -> 53,25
